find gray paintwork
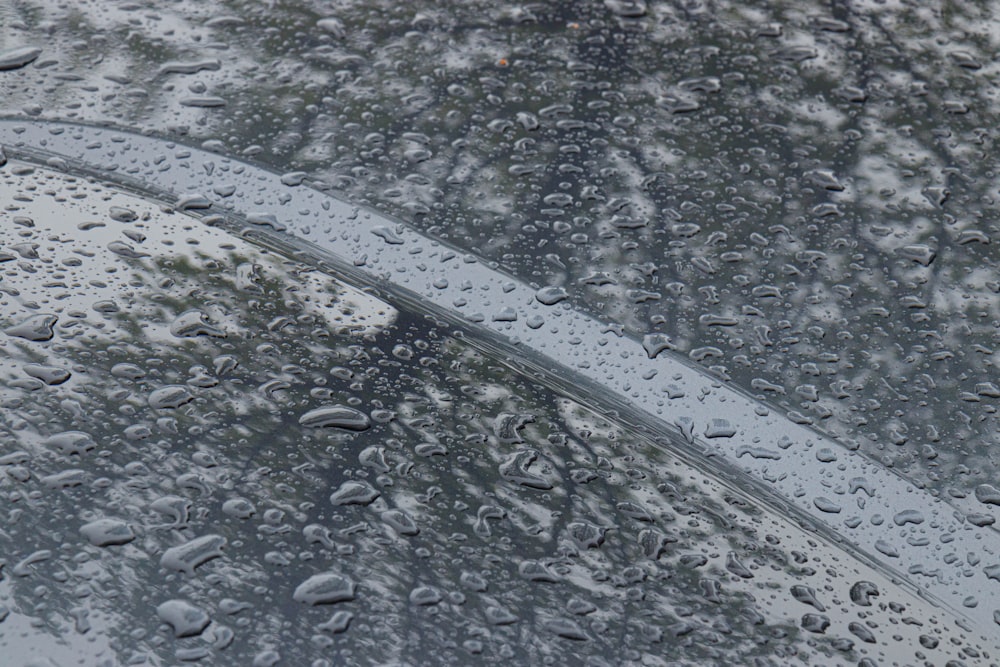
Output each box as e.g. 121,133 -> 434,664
2,118 -> 998,642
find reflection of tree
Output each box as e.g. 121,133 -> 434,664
0,165 -> 883,664
4,0 -> 1000,658
9,0 -> 1000,498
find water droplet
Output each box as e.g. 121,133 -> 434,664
280,171 -> 308,186
725,552 -> 753,578
293,573 -> 356,605
976,382 -> 1000,398
950,50 -> 982,69
704,419 -> 736,438
156,600 -> 211,638
976,484 -> 1000,506
316,17 -> 346,38
409,586 -> 441,606
604,0 -> 647,17
108,206 -> 137,222
813,497 -> 842,514
815,448 -> 837,463
638,529 -> 672,559
4,314 -> 57,341
566,599 -> 596,615
0,46 -> 42,71
149,385 -> 194,410
535,286 -> 569,305
892,510 -> 924,526
773,45 -> 819,63
359,446 -> 390,473
80,519 -> 135,547
845,477 -> 874,499
874,540 -> 899,558
222,498 -> 256,519
566,521 -> 605,549
898,244 -> 936,266
161,534 -> 226,574
849,622 -> 877,644
492,307 -> 517,322
372,226 -> 404,245
170,309 -> 226,338
318,610 -> 353,634
736,447 -> 782,460
252,650 -> 280,667
690,346 -> 723,362
329,480 -> 380,506
804,169 -> 844,191
41,469 -> 86,489
91,300 -> 119,315
107,240 -> 150,259
790,585 -> 826,611
23,364 -> 70,385
180,96 -> 227,108
300,405 -> 371,430
381,509 -> 419,536
500,449 -> 553,490
460,571 -> 488,592
518,560 -> 559,582
801,613 -> 830,633
967,513 -> 995,527
617,502 -> 653,522
244,211 -> 286,230
485,606 -> 518,625
546,617 -> 589,640
494,413 -> 534,444
44,431 -> 96,455
151,496 -> 192,527
642,333 -> 676,359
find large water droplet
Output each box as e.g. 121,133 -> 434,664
80,519 -> 135,547
300,405 -> 371,430
500,449 -> 553,490
44,431 -> 96,456
149,385 -> 195,410
156,600 -> 211,638
161,534 -> 226,574
0,46 -> 42,71
293,574 -> 356,605
976,484 -> 1000,506
23,364 -> 70,385
801,613 -> 830,633
170,309 -> 226,338
494,413 -> 534,444
642,333 -> 676,359
329,480 -> 380,506
535,286 -> 569,305
4,314 -> 57,341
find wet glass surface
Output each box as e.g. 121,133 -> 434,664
3,0 -> 1000,664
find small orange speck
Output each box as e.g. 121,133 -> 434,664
498,58 -> 508,66
569,22 -> 580,29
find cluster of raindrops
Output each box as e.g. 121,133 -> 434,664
3,0 -> 998,514
0,159 -> 993,664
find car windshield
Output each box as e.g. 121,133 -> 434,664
2,1 -> 1000,665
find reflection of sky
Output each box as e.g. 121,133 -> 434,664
0,160 -> 396,351
0,154 -> 991,663
0,580 -> 120,667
